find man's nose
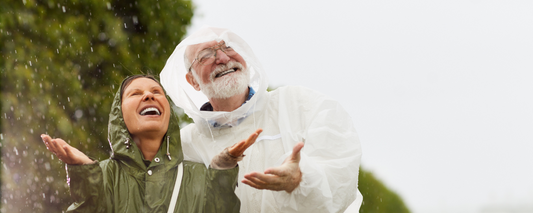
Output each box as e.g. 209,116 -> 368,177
214,49 -> 230,64
142,91 -> 155,101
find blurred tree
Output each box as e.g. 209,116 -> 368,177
359,169 -> 411,213
0,0 -> 193,212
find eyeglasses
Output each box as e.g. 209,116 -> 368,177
188,41 -> 237,72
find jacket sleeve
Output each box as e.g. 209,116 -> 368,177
65,161 -> 111,213
204,166 -> 241,213
274,86 -> 363,213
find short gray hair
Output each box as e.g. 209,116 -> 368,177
184,46 -> 194,72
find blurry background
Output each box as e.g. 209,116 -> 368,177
2,0 -> 532,213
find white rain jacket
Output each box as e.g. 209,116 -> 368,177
160,27 -> 362,213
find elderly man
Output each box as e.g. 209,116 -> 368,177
160,27 -> 362,212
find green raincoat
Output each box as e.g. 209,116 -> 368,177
65,80 -> 240,213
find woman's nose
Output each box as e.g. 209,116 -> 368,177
143,91 -> 155,101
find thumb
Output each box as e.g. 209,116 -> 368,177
289,142 -> 304,163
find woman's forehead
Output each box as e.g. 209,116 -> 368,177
124,78 -> 162,91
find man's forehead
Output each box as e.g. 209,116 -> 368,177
189,40 -> 223,53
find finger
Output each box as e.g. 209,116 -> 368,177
242,179 -> 267,190
41,134 -> 51,144
242,128 -> 263,149
62,145 -> 76,158
264,166 -> 288,177
228,140 -> 246,156
41,134 -> 53,149
289,142 -> 304,162
243,174 -> 270,186
245,172 -> 283,185
47,138 -> 61,153
51,139 -> 68,159
229,129 -> 263,156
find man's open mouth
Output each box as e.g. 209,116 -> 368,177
140,107 -> 161,116
215,68 -> 237,78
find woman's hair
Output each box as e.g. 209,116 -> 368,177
119,74 -> 162,102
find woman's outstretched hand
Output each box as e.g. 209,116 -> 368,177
41,134 -> 94,165
210,128 -> 263,169
228,128 -> 263,157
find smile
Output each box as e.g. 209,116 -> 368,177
215,68 -> 237,78
140,107 -> 161,116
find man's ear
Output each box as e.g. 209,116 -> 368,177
186,72 -> 201,91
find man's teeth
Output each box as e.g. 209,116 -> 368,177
140,107 -> 160,115
215,68 -> 236,78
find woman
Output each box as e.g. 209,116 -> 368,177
41,75 -> 261,212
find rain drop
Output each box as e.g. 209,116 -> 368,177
14,147 -> 19,155
62,6 -> 66,13
75,110 -> 83,119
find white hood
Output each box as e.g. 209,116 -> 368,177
160,27 -> 269,128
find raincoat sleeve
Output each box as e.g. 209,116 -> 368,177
205,166 -> 241,212
274,86 -> 362,213
65,160 -> 112,213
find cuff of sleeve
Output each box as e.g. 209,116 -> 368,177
66,160 -> 102,202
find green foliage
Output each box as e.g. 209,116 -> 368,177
359,169 -> 411,213
0,0 -> 193,212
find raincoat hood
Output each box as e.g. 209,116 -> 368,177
107,77 -> 183,170
160,27 -> 269,128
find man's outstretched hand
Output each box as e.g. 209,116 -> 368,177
41,134 -> 94,165
242,142 -> 304,193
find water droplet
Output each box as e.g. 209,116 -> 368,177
75,110 -> 83,119
14,147 -> 19,155
106,2 -> 111,9
62,6 -> 66,13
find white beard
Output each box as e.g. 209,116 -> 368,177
192,61 -> 250,99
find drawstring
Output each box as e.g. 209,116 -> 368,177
206,118 -> 216,143
166,136 -> 172,161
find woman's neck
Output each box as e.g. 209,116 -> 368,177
133,135 -> 163,161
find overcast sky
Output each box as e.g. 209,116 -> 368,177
185,1 -> 533,212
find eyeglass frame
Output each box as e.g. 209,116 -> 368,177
187,41 -> 235,72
